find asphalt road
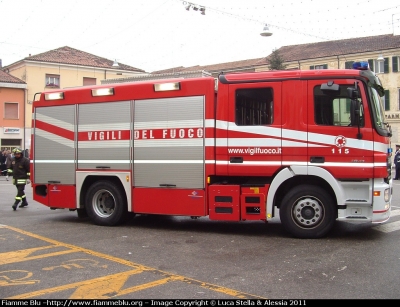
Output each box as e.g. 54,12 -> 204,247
1,174 -> 400,299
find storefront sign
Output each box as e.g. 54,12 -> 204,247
3,127 -> 20,134
386,113 -> 400,119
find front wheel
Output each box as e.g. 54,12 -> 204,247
85,180 -> 127,226
279,185 -> 335,239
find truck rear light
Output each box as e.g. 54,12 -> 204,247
92,88 -> 114,96
45,92 -> 64,100
154,82 -> 180,92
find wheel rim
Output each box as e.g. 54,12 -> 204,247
291,196 -> 324,228
91,189 -> 115,218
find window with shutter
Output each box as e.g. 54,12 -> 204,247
368,59 -> 374,72
45,74 -> 60,88
4,102 -> 19,119
314,64 -> 327,69
83,77 -> 96,86
398,88 -> 400,111
393,56 -> 399,72
371,58 -> 387,73
384,90 -> 390,111
384,58 -> 389,73
345,61 -> 354,69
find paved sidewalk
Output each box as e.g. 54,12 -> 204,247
0,175 -> 11,182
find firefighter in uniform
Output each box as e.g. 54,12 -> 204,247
7,148 -> 30,211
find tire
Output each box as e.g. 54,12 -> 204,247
279,184 -> 335,239
85,180 -> 127,226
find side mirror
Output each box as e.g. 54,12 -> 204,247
350,99 -> 360,126
347,87 -> 359,99
350,99 -> 363,139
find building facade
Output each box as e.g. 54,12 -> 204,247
1,46 -> 148,151
0,69 -> 27,152
152,34 -> 400,153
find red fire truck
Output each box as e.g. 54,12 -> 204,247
31,62 -> 393,238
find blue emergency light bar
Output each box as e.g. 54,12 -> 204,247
352,61 -> 369,70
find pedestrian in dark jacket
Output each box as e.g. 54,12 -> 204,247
0,150 -> 7,176
7,147 -> 30,211
5,149 -> 12,181
394,145 -> 400,180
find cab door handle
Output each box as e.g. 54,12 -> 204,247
310,157 -> 325,163
230,157 -> 243,163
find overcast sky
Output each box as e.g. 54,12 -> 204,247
0,0 -> 399,72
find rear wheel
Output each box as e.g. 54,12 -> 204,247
85,180 -> 127,226
279,184 -> 335,239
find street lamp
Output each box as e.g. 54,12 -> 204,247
260,23 -> 272,36
377,54 -> 384,62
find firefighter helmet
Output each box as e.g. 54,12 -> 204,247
12,147 -> 23,154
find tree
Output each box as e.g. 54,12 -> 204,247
268,49 -> 287,70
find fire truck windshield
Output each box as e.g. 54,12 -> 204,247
368,73 -> 390,133
356,68 -> 388,135
370,85 -> 386,129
